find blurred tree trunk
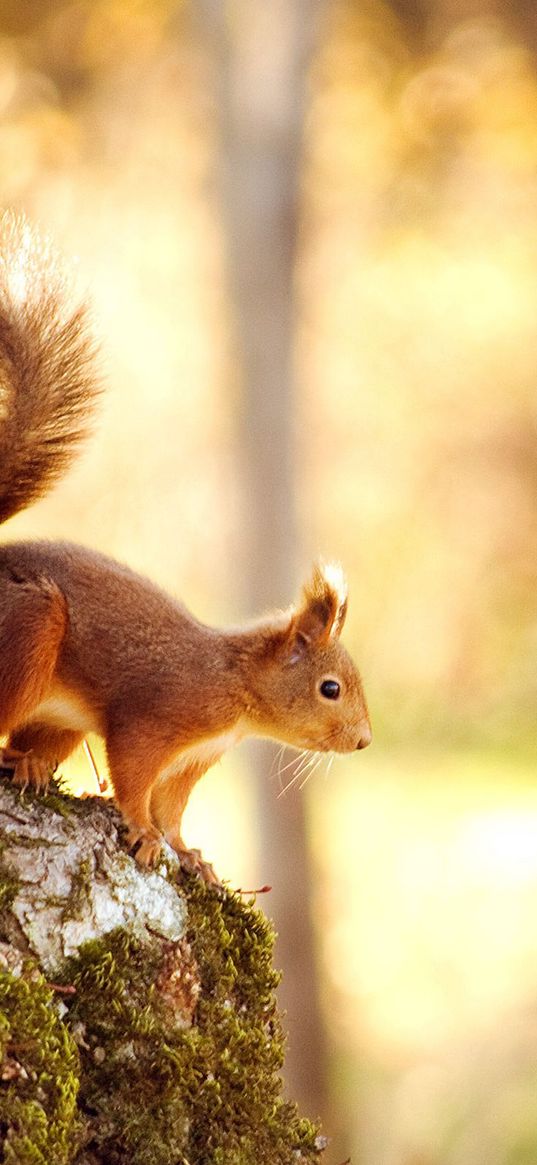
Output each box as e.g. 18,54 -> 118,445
195,0 -> 329,1126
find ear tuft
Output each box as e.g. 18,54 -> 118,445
318,561 -> 348,620
292,560 -> 348,648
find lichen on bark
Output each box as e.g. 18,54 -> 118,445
0,780 -> 326,1164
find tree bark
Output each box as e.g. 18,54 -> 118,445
0,778 -> 326,1165
195,0 -> 329,1123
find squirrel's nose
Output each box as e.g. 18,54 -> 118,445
356,723 -> 372,750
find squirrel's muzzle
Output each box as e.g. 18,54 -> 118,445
356,723 -> 372,750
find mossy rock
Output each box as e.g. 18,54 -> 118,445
0,955 -> 80,1165
0,782 -> 325,1164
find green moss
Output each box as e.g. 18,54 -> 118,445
0,802 -> 324,1165
60,859 -> 94,925
57,876 -> 323,1165
180,872 -> 322,1165
61,930 -> 188,1165
37,791 -> 75,820
19,777 -> 82,822
0,963 -> 80,1165
0,862 -> 19,913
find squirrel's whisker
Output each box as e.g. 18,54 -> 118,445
278,749 -> 324,798
271,745 -> 286,786
275,747 -> 304,780
277,751 -> 315,797
298,753 -> 324,791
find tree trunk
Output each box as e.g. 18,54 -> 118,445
195,0 -> 329,1123
0,777 -> 326,1165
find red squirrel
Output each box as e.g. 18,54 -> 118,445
0,214 -> 371,880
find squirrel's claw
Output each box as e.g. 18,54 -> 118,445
176,844 -> 221,887
0,747 -> 53,793
126,824 -> 164,869
126,827 -> 219,885
0,746 -> 24,776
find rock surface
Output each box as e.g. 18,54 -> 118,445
0,785 -> 185,970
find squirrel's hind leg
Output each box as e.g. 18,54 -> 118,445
0,574 -> 67,732
5,726 -> 84,792
0,575 -> 67,789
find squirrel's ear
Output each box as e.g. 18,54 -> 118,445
288,562 -> 348,659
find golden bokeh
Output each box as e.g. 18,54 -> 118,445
0,2 -> 536,1162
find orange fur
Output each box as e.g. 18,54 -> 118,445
0,576 -> 67,732
0,216 -> 372,882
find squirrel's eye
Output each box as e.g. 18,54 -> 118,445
320,679 -> 340,700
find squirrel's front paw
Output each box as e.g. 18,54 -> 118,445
0,747 -> 54,793
176,845 -> 220,887
126,825 -> 164,869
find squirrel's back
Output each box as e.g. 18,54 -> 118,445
0,537 -> 207,691
0,213 -> 99,525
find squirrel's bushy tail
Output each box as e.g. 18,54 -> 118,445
0,213 -> 99,525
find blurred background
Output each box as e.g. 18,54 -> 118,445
1,0 -> 537,1161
